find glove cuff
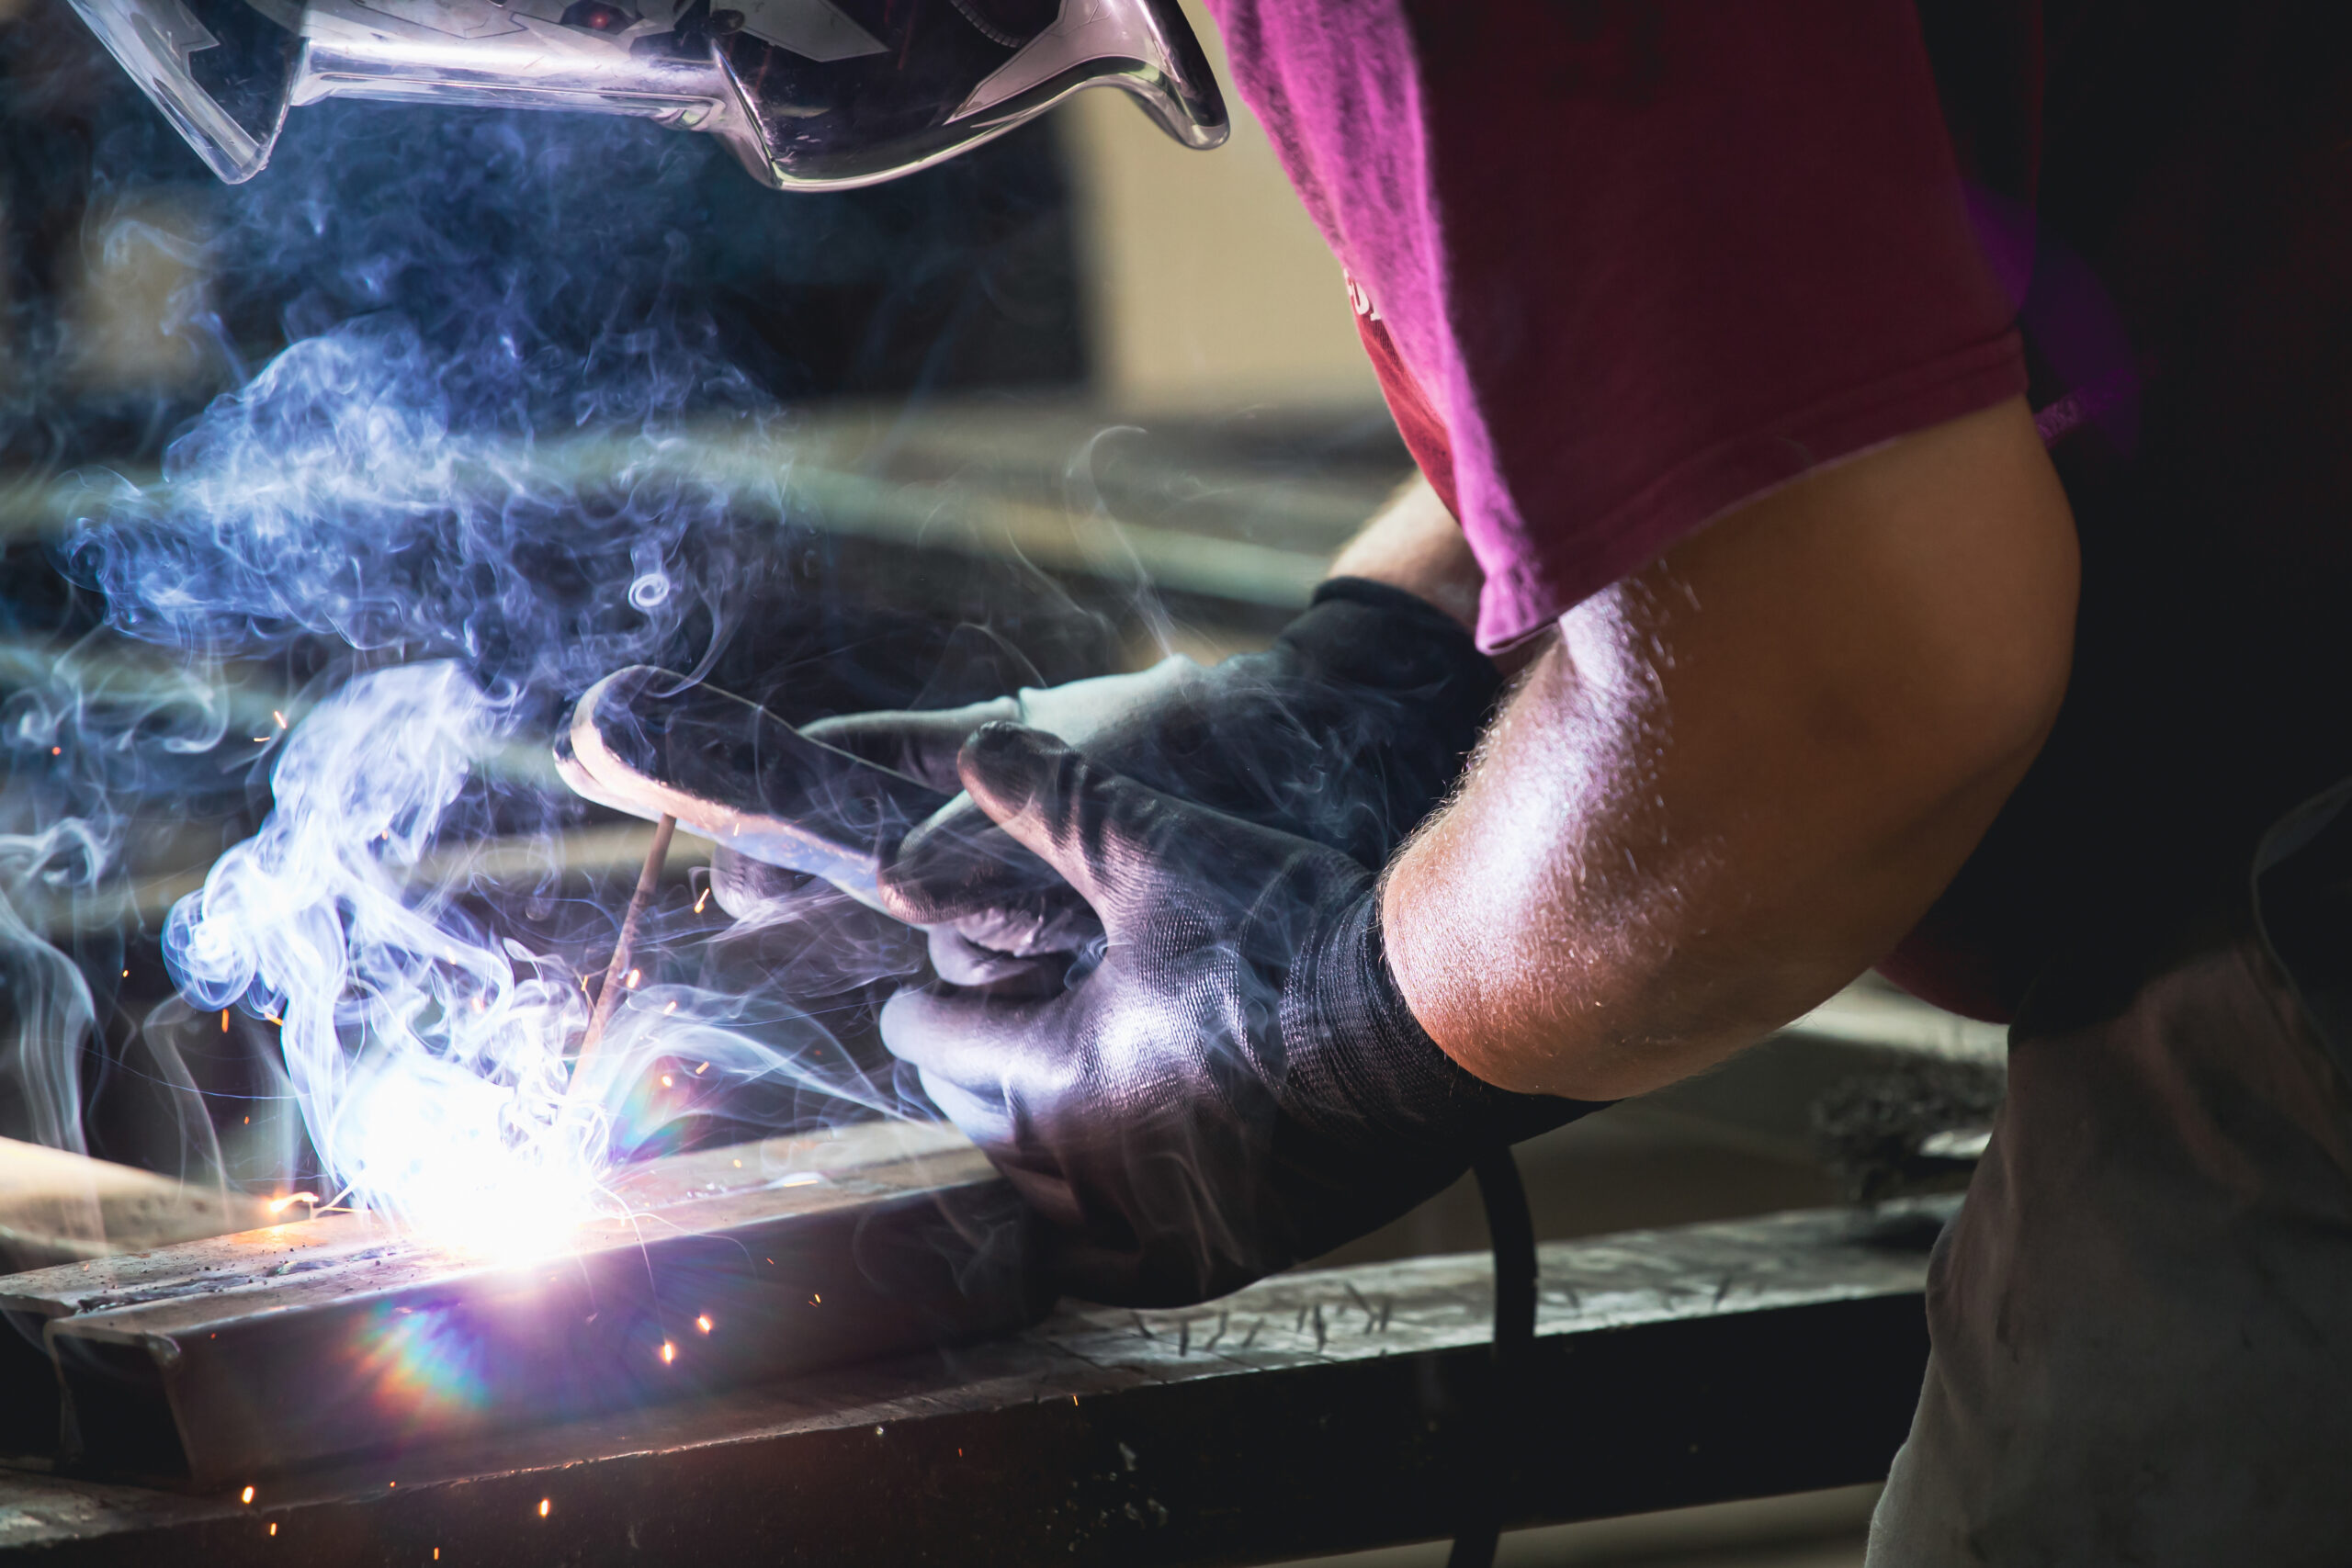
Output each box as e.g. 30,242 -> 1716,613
1281,891 -> 1600,1156
1291,577 -> 1501,713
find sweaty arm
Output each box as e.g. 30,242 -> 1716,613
1385,395 -> 2079,1101
1327,472 -> 1487,634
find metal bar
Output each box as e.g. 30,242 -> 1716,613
0,1122 -> 1045,1487
0,1200 -> 1949,1566
574,812 -> 675,1067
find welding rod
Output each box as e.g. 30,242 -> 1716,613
575,811 -> 676,1070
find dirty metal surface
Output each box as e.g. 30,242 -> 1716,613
0,1199 -> 1951,1567
0,1122 -> 1044,1487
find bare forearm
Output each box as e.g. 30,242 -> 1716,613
1328,473 -> 1483,632
1383,398 -> 2079,1100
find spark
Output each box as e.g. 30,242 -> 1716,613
695,1314 -> 711,1334
273,711 -> 288,728
694,888 -> 710,913
695,1063 -> 708,1075
266,1193 -> 320,1214
254,735 -> 270,743
661,1075 -> 673,1087
221,1010 -> 231,1032
471,997 -> 484,1011
538,1499 -> 550,1518
660,1341 -> 675,1364
625,967 -> 641,988
269,1522 -> 277,1537
241,1486 -> 254,1505
663,999 -> 678,1014
49,746 -> 59,755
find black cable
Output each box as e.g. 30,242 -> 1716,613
1448,1144 -> 1538,1568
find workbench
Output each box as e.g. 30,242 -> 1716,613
0,1199 -> 1945,1567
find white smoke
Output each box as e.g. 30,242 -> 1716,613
17,103 -> 938,1247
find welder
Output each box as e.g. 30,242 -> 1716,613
81,0 -> 2352,1561
800,5 -> 2352,1562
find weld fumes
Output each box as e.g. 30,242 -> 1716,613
18,106 -> 927,1249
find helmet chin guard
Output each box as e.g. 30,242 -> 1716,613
68,0 -> 1227,189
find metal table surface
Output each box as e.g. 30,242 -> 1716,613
0,1199 -> 1949,1567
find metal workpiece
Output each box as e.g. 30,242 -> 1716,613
0,1200 -> 1947,1567
0,1122 -> 1046,1487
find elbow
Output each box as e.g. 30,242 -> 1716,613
1880,484 -> 2079,809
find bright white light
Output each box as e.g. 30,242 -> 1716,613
336,1047 -> 598,1258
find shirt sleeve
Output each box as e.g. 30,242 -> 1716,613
1216,0 -> 2028,650
1434,1 -> 2025,646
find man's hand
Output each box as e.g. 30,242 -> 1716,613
806,576 -> 1500,982
881,722 -> 1592,1305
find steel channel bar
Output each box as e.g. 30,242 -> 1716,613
0,1122 -> 1045,1487
0,1200 -> 1950,1567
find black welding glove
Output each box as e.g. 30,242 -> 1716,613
791,580 -> 1499,980
880,722 -> 1598,1306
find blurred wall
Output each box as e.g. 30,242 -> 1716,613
1055,1 -> 1381,413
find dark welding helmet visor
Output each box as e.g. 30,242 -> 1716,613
67,0 -> 1227,190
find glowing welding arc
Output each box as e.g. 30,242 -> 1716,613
266,1192 -> 320,1214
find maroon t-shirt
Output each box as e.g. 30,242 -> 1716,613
1204,0 -> 2027,652
1204,0 -> 2352,1021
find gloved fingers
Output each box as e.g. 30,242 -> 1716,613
934,897 -> 1102,964
1008,656 -> 1203,742
954,722 -> 1206,939
880,982 -> 1074,1106
910,1062 -> 1016,1151
800,696 -> 1022,794
923,925 -> 1076,995
880,793 -> 1100,943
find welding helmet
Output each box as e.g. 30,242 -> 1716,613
68,0 -> 1227,189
